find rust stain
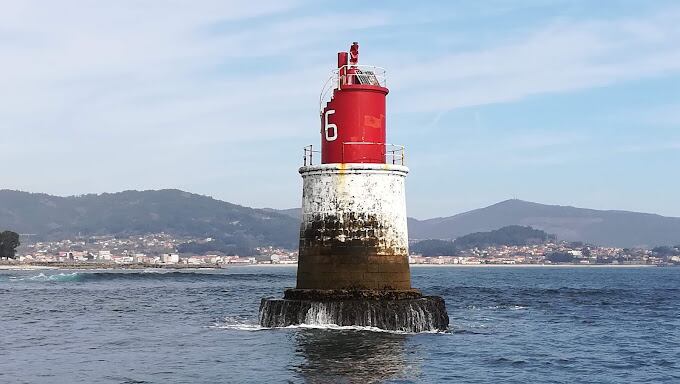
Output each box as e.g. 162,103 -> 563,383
363,114 -> 384,128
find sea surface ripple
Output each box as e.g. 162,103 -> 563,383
1,266 -> 679,383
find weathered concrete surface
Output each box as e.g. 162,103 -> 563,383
297,163 -> 411,290
284,288 -> 423,301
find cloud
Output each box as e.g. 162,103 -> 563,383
390,7 -> 680,112
616,142 -> 680,153
1,1 -> 678,217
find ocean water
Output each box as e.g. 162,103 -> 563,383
1,266 -> 679,383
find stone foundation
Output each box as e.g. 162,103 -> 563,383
259,289 -> 449,332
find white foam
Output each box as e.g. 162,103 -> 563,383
209,317 -> 267,331
210,317 -> 448,334
142,269 -> 172,274
211,323 -> 267,331
26,272 -> 81,281
282,323 -> 445,334
469,305 -> 528,311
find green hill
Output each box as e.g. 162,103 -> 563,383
3,190 -> 680,250
453,225 -> 552,250
0,189 -> 299,251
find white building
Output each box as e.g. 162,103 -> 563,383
98,250 -> 112,260
161,253 -> 180,263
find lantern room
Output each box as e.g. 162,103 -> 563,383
318,42 -> 400,165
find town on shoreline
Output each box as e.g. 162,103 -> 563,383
5,232 -> 678,268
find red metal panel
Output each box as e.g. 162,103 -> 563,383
321,84 -> 388,164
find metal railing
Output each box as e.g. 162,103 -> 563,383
386,144 -> 406,166
303,145 -> 321,166
302,143 -> 405,166
319,65 -> 387,113
342,142 -> 405,165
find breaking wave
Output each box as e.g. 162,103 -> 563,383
210,316 -> 448,334
28,272 -> 82,282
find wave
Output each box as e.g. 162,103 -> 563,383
466,304 -> 528,311
436,285 -> 680,298
210,317 -> 449,335
25,272 -> 82,282
5,271 -> 291,283
280,323 -> 447,334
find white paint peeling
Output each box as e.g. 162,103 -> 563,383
299,163 -> 409,255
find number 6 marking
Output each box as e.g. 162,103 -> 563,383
324,109 -> 337,141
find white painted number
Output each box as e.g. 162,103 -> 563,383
324,109 -> 337,141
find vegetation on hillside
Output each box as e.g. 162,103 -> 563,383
0,189 -> 298,250
177,237 -> 256,256
410,239 -> 457,256
453,225 -> 553,250
411,225 -> 553,256
652,245 -> 680,257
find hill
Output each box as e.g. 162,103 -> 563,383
410,226 -> 552,256
453,225 -> 552,249
2,190 -> 679,249
410,239 -> 457,256
0,189 -> 299,251
262,207 -> 301,219
408,199 -> 680,248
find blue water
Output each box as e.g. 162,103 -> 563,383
1,266 -> 679,383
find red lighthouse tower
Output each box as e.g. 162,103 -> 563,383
320,42 -> 390,164
259,42 -> 448,332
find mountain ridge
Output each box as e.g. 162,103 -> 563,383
0,189 -> 299,250
1,190 -> 678,248
407,199 -> 680,248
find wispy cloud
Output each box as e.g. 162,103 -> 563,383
617,142 -> 680,153
391,7 -> 680,112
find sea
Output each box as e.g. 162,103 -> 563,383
1,265 -> 679,383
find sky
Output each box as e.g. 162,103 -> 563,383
1,0 -> 679,219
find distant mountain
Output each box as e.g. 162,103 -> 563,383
262,207 -> 301,219
0,189 -> 299,250
408,199 -> 680,248
2,190 -> 678,249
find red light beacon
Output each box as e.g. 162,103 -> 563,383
320,42 -> 390,164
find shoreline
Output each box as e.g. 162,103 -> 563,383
0,263 -> 666,271
409,263 -> 660,268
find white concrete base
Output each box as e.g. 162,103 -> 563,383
296,163 -> 411,290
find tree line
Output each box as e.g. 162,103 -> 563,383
0,231 -> 20,259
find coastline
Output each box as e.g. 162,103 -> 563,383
409,263 -> 660,268
0,265 -> 60,270
0,263 -> 665,271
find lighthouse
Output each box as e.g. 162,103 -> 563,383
259,42 -> 448,332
